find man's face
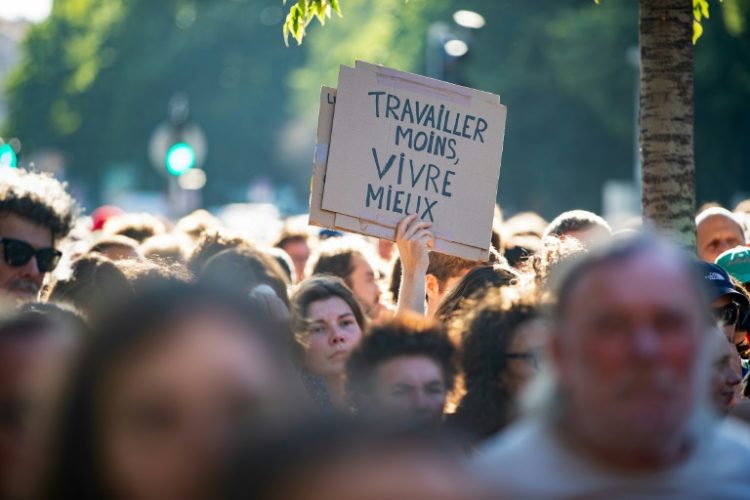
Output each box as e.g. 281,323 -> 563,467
369,355 -> 447,424
426,271 -> 470,318
348,254 -> 381,319
553,252 -> 706,456
281,239 -> 310,283
696,215 -> 745,263
0,214 -> 54,301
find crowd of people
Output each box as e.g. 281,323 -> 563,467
1,167 -> 750,499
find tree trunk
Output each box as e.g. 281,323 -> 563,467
639,0 -> 695,246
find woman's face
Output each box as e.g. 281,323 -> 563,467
711,328 -> 743,415
304,297 -> 363,378
500,319 -> 549,399
99,308 -> 286,500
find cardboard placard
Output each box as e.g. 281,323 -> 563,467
311,62 -> 507,261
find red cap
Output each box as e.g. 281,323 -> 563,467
91,205 -> 124,231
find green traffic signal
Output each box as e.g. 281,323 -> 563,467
165,142 -> 196,176
0,144 -> 17,168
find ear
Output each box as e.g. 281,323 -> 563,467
425,273 -> 440,301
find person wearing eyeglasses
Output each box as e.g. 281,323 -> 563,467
0,170 -> 76,302
450,285 -> 546,447
698,262 -> 749,347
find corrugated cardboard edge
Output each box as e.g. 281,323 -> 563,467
308,87 -> 338,228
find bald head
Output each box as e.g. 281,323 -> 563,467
696,208 -> 746,263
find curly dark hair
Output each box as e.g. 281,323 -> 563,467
0,168 -> 77,240
187,230 -> 256,275
451,286 -> 540,445
434,264 -> 520,324
345,314 -> 457,413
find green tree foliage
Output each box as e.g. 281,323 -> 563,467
5,0 -> 304,206
282,0 -> 342,46
289,0 -> 750,216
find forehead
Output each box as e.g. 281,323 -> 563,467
697,215 -> 744,239
307,296 -> 353,320
376,355 -> 443,380
562,253 -> 700,318
350,253 -> 373,273
0,213 -> 53,247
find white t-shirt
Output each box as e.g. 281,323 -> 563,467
473,416 -> 750,499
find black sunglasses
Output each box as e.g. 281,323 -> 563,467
712,302 -> 742,327
0,238 -> 61,273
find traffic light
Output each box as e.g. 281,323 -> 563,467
165,141 -> 196,176
0,143 -> 17,168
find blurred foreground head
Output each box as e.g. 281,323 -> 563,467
474,234 -> 750,497
226,417 -> 478,500
0,303 -> 85,500
44,280 -> 304,500
547,234 -> 712,465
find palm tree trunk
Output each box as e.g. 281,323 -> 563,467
639,0 -> 695,246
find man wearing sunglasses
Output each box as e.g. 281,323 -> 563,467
0,169 -> 75,302
699,262 -> 749,345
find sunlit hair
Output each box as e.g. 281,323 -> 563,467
522,233 -> 717,438
102,212 -> 167,243
520,235 -> 587,290
88,234 -> 140,256
187,230 -> 267,275
45,254 -> 134,321
290,275 -> 367,346
0,168 -> 77,240
140,233 -> 191,265
346,314 -> 457,413
451,284 -> 543,443
542,209 -> 612,240
174,209 -> 222,241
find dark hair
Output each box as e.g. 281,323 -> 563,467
42,280 -> 289,500
542,209 -> 611,240
290,275 -> 367,342
225,417 -> 461,500
45,255 -> 133,321
310,250 -> 356,286
201,247 -> 290,306
426,252 -> 475,290
103,213 -> 166,243
452,287 -> 540,444
0,301 -> 88,344
88,234 -> 140,255
0,169 -> 77,240
434,264 -> 519,323
388,258 -> 402,303
346,314 -> 457,412
187,230 -> 256,274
